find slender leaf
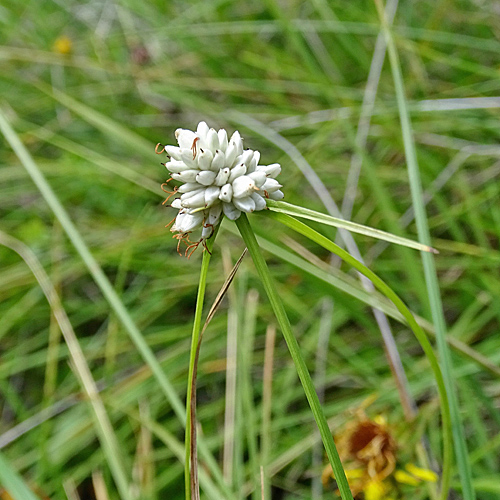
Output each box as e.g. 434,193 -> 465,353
267,211 -> 452,500
374,1 -> 475,498
0,451 -> 41,500
266,200 -> 437,253
236,214 -> 355,500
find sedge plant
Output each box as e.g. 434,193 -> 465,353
158,122 -> 452,500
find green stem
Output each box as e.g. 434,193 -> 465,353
0,110 -> 230,500
185,230 -> 218,500
0,451 -> 41,500
374,1 -> 474,498
235,214 -> 354,500
269,211 -> 452,500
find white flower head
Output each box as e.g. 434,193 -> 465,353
158,121 -> 283,256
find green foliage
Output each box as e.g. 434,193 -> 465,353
1,1 -> 499,499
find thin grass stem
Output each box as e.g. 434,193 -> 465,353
184,230 -> 218,500
235,214 -> 354,500
0,109 -> 229,500
261,325 -> 276,500
0,451 -> 41,500
0,230 -> 132,500
374,1 -> 476,497
268,211 -> 451,500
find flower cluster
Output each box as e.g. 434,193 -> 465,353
322,411 -> 437,500
158,121 -> 283,255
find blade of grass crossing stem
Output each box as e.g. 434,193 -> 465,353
267,211 -> 452,500
235,214 -> 354,500
0,110 -> 230,500
374,1 -> 475,498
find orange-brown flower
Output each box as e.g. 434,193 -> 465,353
322,412 -> 437,500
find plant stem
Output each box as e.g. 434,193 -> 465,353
235,214 -> 354,500
0,111 -> 230,500
185,230 -> 218,500
374,1 -> 475,498
269,211 -> 451,500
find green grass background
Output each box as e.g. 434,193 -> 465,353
1,0 -> 500,498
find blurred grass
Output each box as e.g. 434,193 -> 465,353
1,0 -> 500,499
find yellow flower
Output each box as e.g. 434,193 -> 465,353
364,478 -> 395,500
52,36 -> 72,55
322,409 -> 439,499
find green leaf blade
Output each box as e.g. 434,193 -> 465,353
266,200 -> 438,254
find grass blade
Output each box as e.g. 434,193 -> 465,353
261,324 -> 276,500
374,1 -> 476,498
266,200 -> 437,253
0,230 -> 132,500
267,211 -> 452,500
0,451 -> 41,500
235,214 -> 354,500
0,109 -> 229,500
35,82 -> 153,157
0,109 -> 185,422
